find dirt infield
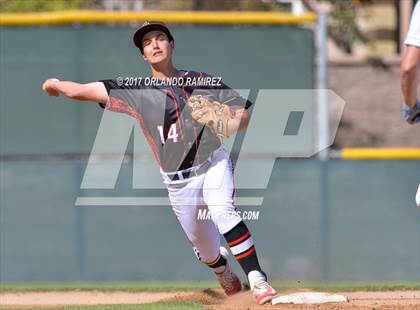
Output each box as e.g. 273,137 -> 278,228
1,289 -> 419,309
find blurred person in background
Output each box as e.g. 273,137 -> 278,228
400,1 -> 420,207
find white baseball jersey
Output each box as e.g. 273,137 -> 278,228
405,1 -> 420,47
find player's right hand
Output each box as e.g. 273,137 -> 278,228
42,78 -> 60,96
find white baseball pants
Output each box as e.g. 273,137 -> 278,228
163,147 -> 242,264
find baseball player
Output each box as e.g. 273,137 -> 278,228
400,1 -> 420,207
42,21 -> 278,305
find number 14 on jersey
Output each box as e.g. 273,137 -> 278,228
157,124 -> 179,144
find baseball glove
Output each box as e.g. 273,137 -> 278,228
187,95 -> 235,138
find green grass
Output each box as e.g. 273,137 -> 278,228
0,281 -> 219,293
1,281 -> 419,293
0,301 -> 208,310
1,282 -> 418,310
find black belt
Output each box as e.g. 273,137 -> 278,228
165,161 -> 211,181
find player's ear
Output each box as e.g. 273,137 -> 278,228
139,49 -> 147,61
141,52 -> 148,61
170,40 -> 175,51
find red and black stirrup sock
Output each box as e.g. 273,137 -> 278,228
205,253 -> 227,274
223,221 -> 265,277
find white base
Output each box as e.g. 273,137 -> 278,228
272,292 -> 349,305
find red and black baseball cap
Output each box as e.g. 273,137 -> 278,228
133,21 -> 174,54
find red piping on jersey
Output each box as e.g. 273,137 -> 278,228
228,231 -> 250,247
167,89 -> 185,141
182,85 -> 200,163
235,247 -> 255,260
196,72 -> 206,163
108,97 -> 161,166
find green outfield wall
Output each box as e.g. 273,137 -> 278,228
1,159 -> 419,282
0,25 -> 313,155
